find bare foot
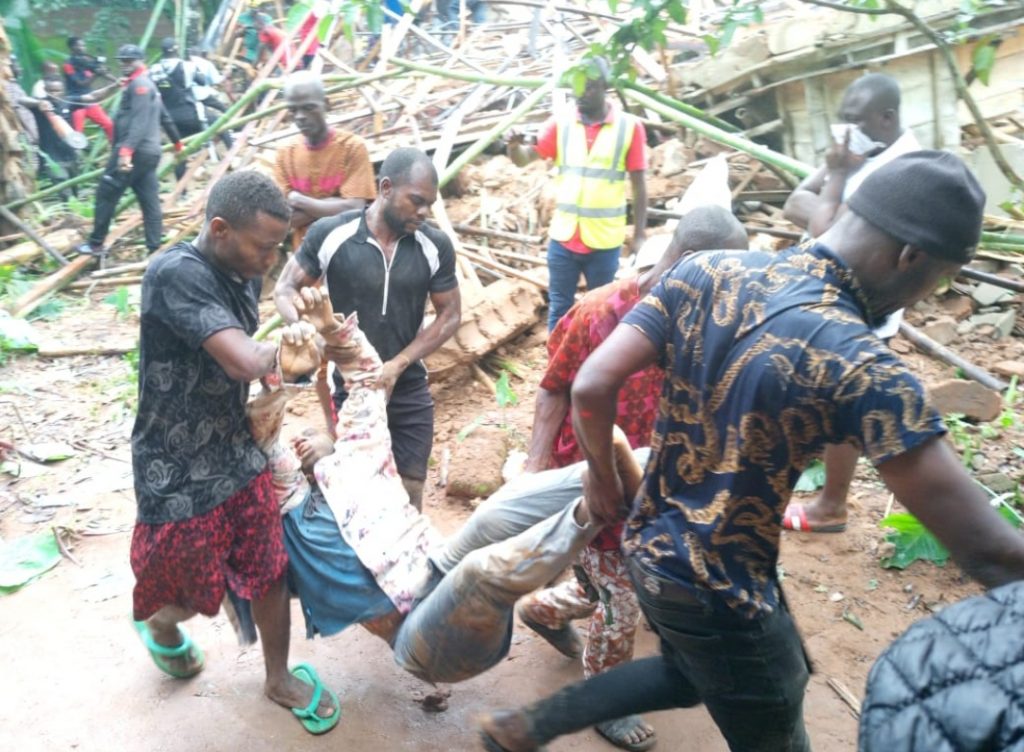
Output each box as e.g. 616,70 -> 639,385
265,671 -> 336,719
292,430 -> 334,473
480,710 -> 539,751
596,715 -> 657,750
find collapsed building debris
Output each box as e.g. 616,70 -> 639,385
0,0 -> 1021,386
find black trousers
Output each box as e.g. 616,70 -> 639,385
90,150 -> 162,252
520,559 -> 812,752
333,376 -> 434,481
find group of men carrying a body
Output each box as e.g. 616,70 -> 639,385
126,57 -> 1024,752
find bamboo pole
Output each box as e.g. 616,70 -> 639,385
440,81 -> 555,185
391,57 -> 546,89
139,0 -> 172,52
0,208 -> 69,266
959,267 -> 1024,293
453,223 -> 543,245
9,256 -> 96,317
898,321 -> 1008,392
622,80 -> 740,134
623,88 -> 813,179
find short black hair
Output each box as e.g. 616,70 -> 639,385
673,205 -> 748,252
379,147 -> 437,188
206,171 -> 291,227
67,36 -> 82,51
847,73 -> 901,113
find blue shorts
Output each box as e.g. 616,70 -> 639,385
283,489 -> 397,638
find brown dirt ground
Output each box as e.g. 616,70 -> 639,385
1,288 -> 1022,752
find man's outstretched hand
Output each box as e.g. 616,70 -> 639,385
293,286 -> 340,335
582,468 -> 626,526
278,320 -> 322,382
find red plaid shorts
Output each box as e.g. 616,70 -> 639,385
131,468 -> 288,621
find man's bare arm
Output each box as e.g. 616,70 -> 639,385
879,436 -> 1024,588
202,328 -> 276,382
524,387 -> 570,472
572,324 -> 659,523
378,286 -> 462,394
273,256 -> 319,323
782,167 -> 828,229
289,193 -> 367,223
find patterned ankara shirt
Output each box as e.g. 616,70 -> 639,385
542,277 -> 662,549
622,244 -> 945,617
131,243 -> 268,524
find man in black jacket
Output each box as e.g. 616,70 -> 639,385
76,44 -> 183,258
150,37 -> 206,180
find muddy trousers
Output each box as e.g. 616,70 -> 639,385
517,547 -> 640,678
515,559 -> 811,752
89,151 -> 162,252
392,501 -> 599,684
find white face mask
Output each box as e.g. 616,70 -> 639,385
830,123 -> 886,156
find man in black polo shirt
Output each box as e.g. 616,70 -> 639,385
275,147 -> 461,511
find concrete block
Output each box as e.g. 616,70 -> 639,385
928,378 -> 1003,422
971,282 -> 1013,307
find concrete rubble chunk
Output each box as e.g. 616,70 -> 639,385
651,139 -> 690,178
927,379 -> 1003,422
919,317 -> 958,346
971,282 -> 1013,308
446,424 -> 509,500
939,295 -> 974,321
960,310 -> 1017,339
976,472 -> 1019,495
992,361 -> 1024,379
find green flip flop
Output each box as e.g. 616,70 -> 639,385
132,620 -> 205,679
289,663 -> 341,735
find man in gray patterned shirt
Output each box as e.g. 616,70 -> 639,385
129,171 -> 340,735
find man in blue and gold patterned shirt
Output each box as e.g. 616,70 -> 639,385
480,151 -> 1024,752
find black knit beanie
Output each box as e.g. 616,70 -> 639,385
846,150 -> 985,263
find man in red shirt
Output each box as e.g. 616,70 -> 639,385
508,57 -> 648,331
518,205 -> 748,751
253,14 -> 294,68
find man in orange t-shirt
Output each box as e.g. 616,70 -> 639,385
273,72 -> 377,248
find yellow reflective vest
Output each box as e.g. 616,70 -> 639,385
549,110 -> 635,250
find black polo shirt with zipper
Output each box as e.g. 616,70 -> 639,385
295,209 -> 458,395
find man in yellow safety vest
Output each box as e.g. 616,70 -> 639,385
508,57 -> 648,331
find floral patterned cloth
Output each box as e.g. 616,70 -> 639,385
311,313 -> 440,614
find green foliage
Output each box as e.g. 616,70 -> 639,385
65,194 -> 94,221
971,34 -> 999,85
103,286 -> 136,318
495,369 -> 518,409
704,2 -> 763,56
793,459 -> 826,492
879,512 -> 950,569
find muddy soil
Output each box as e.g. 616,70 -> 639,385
1,290 -> 1021,752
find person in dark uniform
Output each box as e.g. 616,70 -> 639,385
150,37 -> 207,181
63,36 -> 114,142
75,44 -> 183,258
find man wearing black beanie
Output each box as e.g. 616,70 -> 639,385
479,151 -> 1024,752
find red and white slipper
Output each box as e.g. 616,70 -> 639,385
782,503 -> 847,534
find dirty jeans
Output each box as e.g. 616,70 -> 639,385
393,500 -> 599,683
517,547 -> 639,678
546,240 -> 621,331
432,447 -> 650,575
517,559 -> 812,752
